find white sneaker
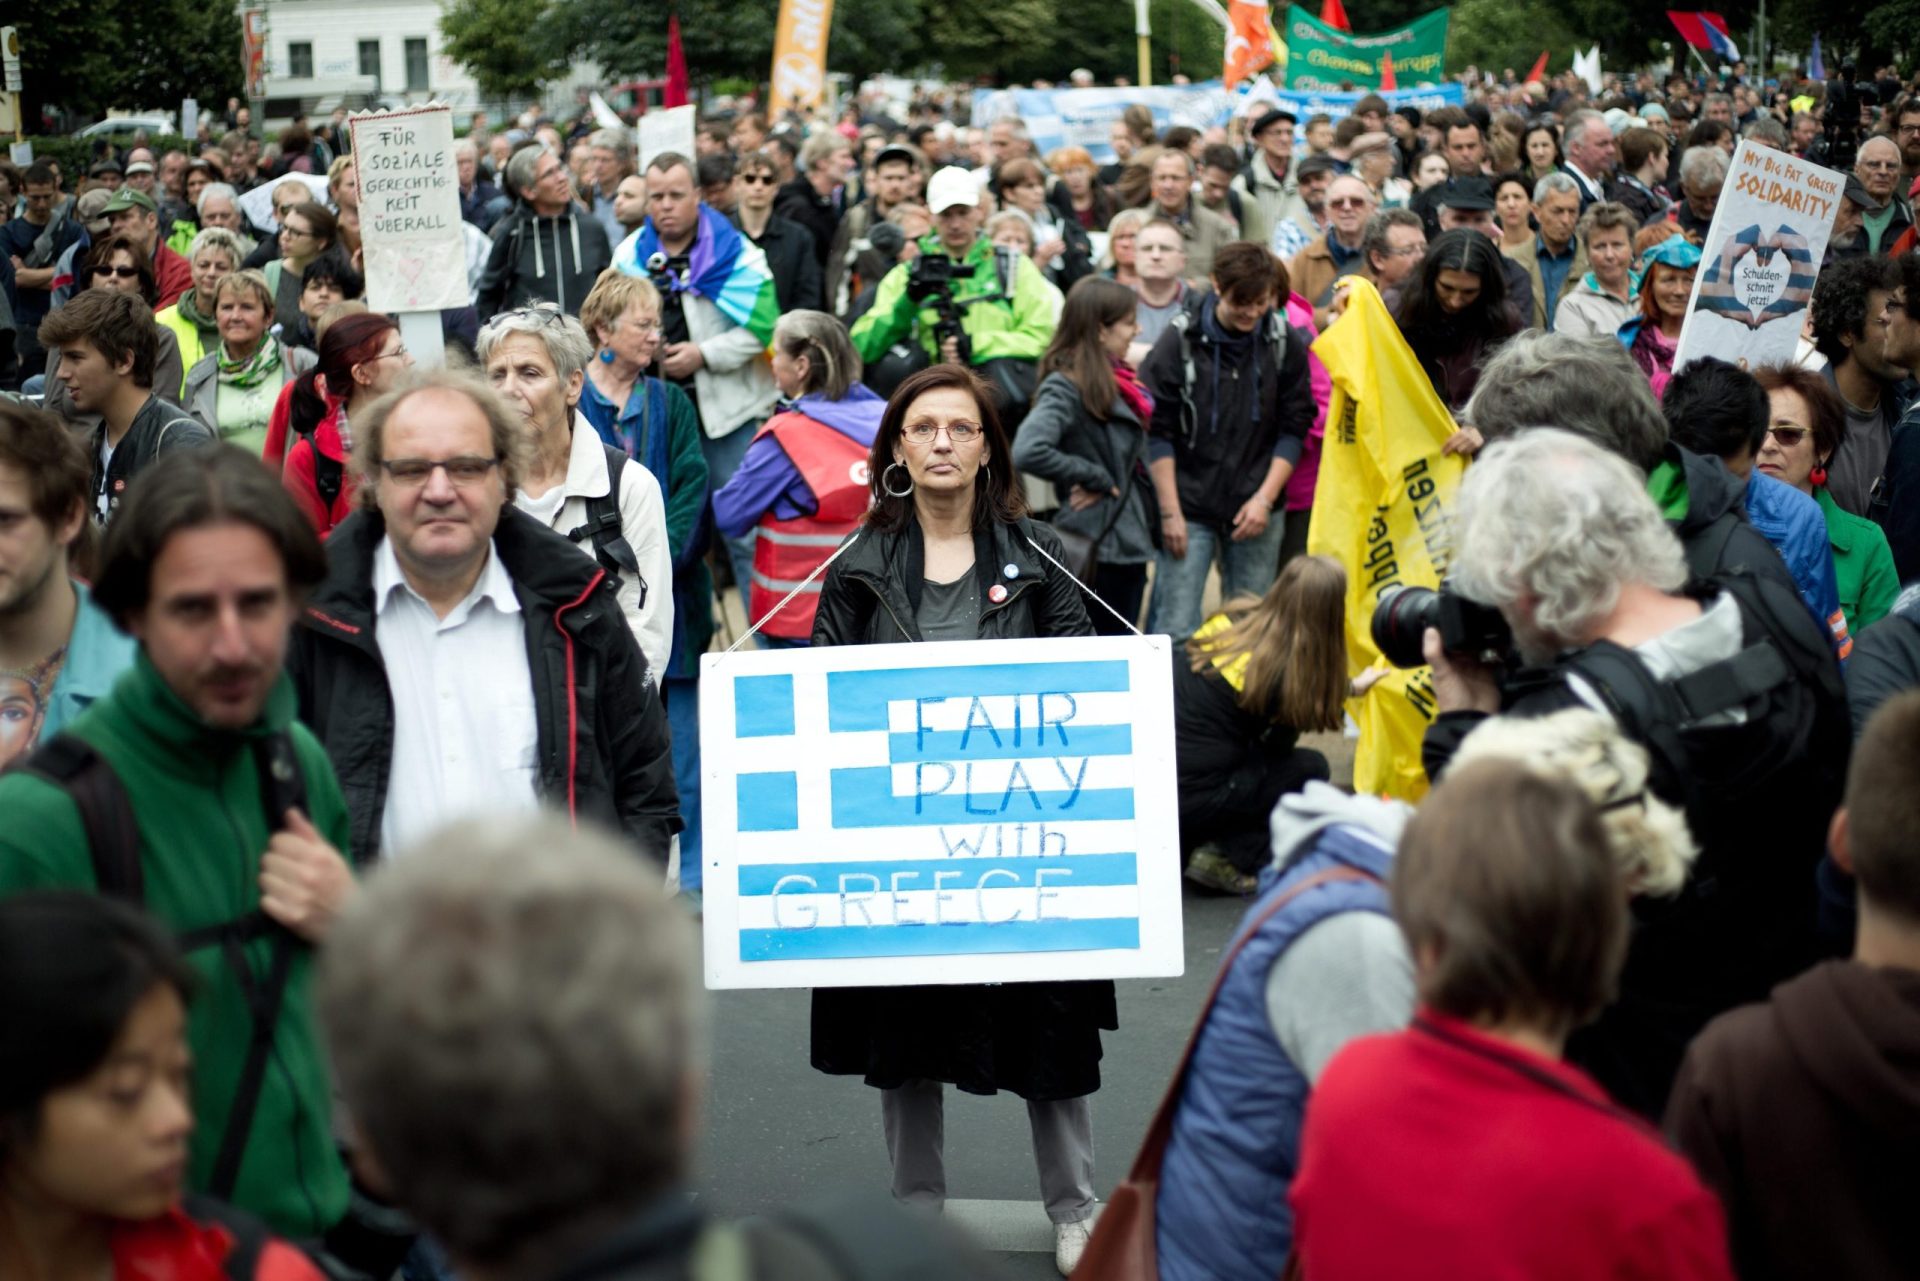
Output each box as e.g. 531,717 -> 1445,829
1054,1217 -> 1093,1276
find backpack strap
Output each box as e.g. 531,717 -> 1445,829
18,733 -> 143,902
312,447 -> 344,513
564,447 -> 646,602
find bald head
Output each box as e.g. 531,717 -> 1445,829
1857,135 -> 1902,202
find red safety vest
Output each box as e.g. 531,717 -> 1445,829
749,411 -> 872,638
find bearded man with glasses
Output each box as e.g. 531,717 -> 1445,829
287,365 -> 680,868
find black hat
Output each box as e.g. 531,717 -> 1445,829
1251,107 -> 1299,138
1294,154 -> 1340,181
873,143 -> 924,171
1438,175 -> 1496,211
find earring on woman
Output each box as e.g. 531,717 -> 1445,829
1810,460 -> 1829,488
883,462 -> 915,498
599,347 -> 616,364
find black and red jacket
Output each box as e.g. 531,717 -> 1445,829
286,506 -> 680,865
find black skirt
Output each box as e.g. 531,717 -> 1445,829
811,980 -> 1119,1102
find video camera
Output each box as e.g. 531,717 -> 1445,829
906,252 -> 973,365
1808,63 -> 1878,172
1371,584 -> 1513,669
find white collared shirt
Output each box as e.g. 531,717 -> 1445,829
373,535 -> 541,856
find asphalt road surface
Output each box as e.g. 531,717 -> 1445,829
692,881 -> 1254,1277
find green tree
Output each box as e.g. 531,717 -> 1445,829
1447,0 -> 1579,81
13,0 -> 242,128
442,0 -> 575,100
916,0 -> 1058,83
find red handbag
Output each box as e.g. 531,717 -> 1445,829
1069,865 -> 1378,1280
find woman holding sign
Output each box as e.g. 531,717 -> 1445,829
810,364 -> 1109,1277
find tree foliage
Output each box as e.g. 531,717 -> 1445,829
1446,0 -> 1579,80
441,0 -> 575,101
13,0 -> 242,127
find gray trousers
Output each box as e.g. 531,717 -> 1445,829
880,1078 -> 1097,1223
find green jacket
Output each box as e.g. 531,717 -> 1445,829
0,655 -> 352,1238
1817,485 -> 1900,631
849,234 -> 1056,366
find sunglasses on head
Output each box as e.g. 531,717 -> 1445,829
92,265 -> 140,279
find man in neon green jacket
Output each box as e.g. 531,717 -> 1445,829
0,446 -> 353,1240
851,166 -> 1056,369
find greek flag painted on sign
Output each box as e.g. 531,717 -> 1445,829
699,635 -> 1184,990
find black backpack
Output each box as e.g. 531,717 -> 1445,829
20,731 -> 310,1203
563,445 -> 646,607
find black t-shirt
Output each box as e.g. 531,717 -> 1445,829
656,252 -> 697,402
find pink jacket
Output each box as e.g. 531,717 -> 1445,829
1282,292 -> 1332,513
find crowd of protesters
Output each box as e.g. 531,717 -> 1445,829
2,52 -> 1920,1281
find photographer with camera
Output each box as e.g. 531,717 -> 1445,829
1397,429 -> 1850,1120
849,166 -> 1056,417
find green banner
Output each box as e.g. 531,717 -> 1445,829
1280,6 -> 1449,91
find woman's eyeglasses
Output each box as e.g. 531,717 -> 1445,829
92,265 -> 140,279
902,423 -> 981,443
1764,426 -> 1811,448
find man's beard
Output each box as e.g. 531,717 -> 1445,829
0,554 -> 58,621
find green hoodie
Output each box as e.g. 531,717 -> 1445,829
849,233 -> 1057,366
0,654 -> 352,1238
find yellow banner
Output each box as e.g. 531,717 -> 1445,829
770,0 -> 835,112
1305,278 -> 1465,800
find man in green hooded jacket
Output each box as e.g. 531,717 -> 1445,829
850,165 -> 1056,371
0,445 -> 354,1241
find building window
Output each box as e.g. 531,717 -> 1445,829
359,39 -> 381,87
288,42 -> 313,80
404,38 -> 429,92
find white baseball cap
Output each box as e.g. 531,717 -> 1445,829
926,166 -> 979,214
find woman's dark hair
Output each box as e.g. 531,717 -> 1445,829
1120,103 -> 1157,145
85,232 -> 158,308
1040,277 -> 1138,419
0,893 -> 196,1164
291,311 -> 399,438
284,200 -> 338,253
865,365 -> 1025,534
1683,118 -> 1732,153
1492,170 -> 1531,203
1394,228 -> 1516,342
1521,121 -> 1563,172
1752,362 -> 1847,468
94,444 -> 329,629
301,248 -> 364,299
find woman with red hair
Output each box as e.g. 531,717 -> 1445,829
281,312 -> 414,534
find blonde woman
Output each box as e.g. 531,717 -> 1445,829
1174,555 -> 1358,893
180,269 -> 315,452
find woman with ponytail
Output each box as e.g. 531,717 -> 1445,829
280,312 -> 413,535
711,309 -> 885,646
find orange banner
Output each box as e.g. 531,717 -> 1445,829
770,0 -> 835,112
1225,0 -> 1276,89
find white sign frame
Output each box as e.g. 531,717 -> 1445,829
699,634 -> 1185,990
349,104 -> 470,314
1674,140 -> 1843,374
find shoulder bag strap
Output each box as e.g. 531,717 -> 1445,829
1125,864 -> 1382,1180
18,733 -> 144,902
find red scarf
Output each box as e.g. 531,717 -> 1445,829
1113,358 -> 1154,426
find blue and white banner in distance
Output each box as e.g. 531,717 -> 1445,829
972,80 -> 1465,162
699,635 -> 1184,989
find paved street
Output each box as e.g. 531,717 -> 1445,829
693,881 -> 1253,1276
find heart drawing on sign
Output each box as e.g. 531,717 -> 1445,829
1693,224 -> 1817,331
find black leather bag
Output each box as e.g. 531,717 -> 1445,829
1051,432 -> 1147,582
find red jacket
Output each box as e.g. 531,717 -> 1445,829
260,380 -> 298,469
1291,1011 -> 1734,1281
282,403 -> 357,536
154,244 -> 194,311
112,1200 -> 324,1280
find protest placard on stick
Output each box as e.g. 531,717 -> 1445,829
350,104 -> 467,366
1675,140 -> 1843,374
699,635 -> 1184,990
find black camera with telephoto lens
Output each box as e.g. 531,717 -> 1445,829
906,252 -> 973,365
1371,584 -> 1514,669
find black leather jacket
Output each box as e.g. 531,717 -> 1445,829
810,514 -> 1094,646
287,506 -> 680,864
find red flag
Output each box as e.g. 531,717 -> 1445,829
665,13 -> 690,108
1525,49 -> 1550,83
1379,49 -> 1397,90
1319,0 -> 1352,31
1666,11 -> 1741,60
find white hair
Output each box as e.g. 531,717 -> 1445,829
1679,145 -> 1729,193
1452,709 -> 1698,896
1532,171 -> 1580,203
476,305 -> 594,381
1450,428 -> 1689,649
196,182 -> 239,214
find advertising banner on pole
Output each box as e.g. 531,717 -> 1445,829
1675,140 -> 1842,373
349,105 -> 470,314
699,635 -> 1184,990
770,0 -> 836,112
1279,5 -> 1449,91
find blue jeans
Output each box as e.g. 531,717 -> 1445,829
701,420 -> 761,625
664,675 -> 702,893
1148,513 -> 1287,642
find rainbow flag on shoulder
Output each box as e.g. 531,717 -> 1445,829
616,204 -> 781,347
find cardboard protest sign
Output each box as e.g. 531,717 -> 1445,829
639,104 -> 697,171
236,172 -> 330,235
699,635 -> 1184,990
1675,141 -> 1842,374
349,105 -> 469,313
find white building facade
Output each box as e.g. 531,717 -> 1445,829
247,0 -> 482,122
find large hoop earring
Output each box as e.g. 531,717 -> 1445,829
883,462 -> 915,498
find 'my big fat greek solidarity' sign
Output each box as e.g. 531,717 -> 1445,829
700,636 -> 1184,990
